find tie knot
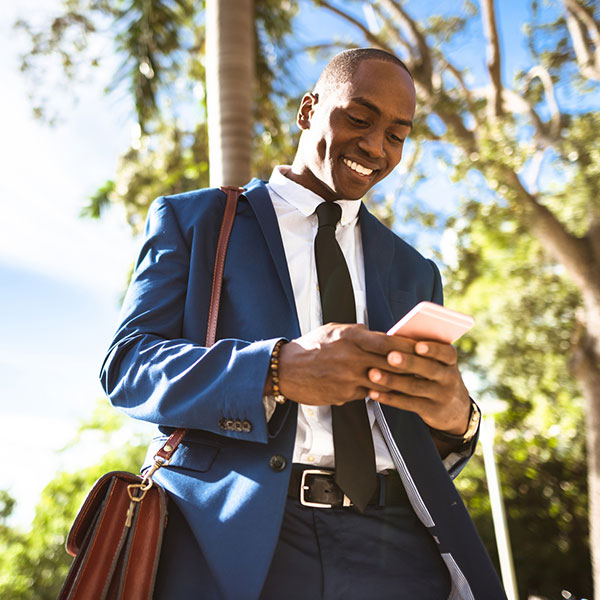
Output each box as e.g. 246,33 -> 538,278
316,201 -> 342,229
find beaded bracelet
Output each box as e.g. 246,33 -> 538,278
270,339 -> 287,405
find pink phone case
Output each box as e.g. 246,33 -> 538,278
387,301 -> 474,343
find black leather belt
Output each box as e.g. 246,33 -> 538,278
288,466 -> 409,509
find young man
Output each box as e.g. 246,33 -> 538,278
101,48 -> 507,599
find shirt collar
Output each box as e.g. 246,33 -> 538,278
268,166 -> 361,226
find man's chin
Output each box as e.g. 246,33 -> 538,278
332,175 -> 378,200
333,163 -> 383,199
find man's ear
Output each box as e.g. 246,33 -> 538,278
297,93 -> 319,130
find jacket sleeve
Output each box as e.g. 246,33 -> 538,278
99,196 -> 280,444
427,258 -> 480,480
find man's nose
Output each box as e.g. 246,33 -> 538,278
357,129 -> 385,159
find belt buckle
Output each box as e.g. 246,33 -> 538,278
299,469 -> 352,508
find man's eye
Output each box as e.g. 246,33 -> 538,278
348,114 -> 368,126
389,133 -> 405,143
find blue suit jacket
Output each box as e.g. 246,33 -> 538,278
100,178 -> 506,600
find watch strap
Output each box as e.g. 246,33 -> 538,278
428,400 -> 481,447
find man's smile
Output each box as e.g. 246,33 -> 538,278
342,157 -> 376,177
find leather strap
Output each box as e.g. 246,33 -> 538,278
154,186 -> 244,465
207,186 -> 244,346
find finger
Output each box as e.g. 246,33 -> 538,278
384,351 -> 449,383
413,341 -> 457,366
368,369 -> 443,400
354,329 -> 416,357
365,367 -> 403,392
368,390 -> 438,422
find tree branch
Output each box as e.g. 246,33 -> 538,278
502,167 -> 597,292
372,3 -> 413,59
480,0 -> 503,116
376,0 -> 433,90
563,0 -> 600,81
371,0 -> 476,149
523,149 -> 546,195
501,89 -> 555,149
438,56 -> 477,113
523,64 -> 562,138
313,0 -> 394,53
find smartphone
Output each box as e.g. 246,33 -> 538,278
387,301 -> 474,344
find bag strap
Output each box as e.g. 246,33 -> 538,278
147,186 -> 244,474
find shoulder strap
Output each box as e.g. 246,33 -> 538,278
206,186 -> 243,346
151,186 -> 244,468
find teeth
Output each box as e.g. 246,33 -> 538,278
343,158 -> 373,176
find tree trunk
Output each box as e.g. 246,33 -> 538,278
574,341 -> 600,589
206,0 -> 254,187
574,291 -> 600,591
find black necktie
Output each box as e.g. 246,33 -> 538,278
314,201 -> 377,512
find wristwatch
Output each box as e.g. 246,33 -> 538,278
428,400 -> 481,447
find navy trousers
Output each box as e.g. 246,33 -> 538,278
260,498 -> 450,599
155,492 -> 451,599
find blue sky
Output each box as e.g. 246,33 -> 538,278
0,0 -> 143,525
0,0 -> 555,527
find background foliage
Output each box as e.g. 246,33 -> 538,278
0,404 -> 147,600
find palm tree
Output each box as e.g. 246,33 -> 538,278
206,0 -> 255,187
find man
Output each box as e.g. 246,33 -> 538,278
101,48 -> 507,599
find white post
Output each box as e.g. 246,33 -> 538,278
480,414 -> 519,600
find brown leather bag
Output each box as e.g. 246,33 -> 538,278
58,186 -> 244,600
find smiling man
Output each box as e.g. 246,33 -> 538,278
101,49 -> 507,599
289,57 -> 415,201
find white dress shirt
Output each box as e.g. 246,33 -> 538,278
266,166 -> 395,472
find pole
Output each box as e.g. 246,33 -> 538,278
480,414 -> 519,600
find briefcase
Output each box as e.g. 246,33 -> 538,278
58,471 -> 168,600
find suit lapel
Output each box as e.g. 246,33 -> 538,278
359,204 -> 432,454
359,203 -> 396,333
243,179 -> 300,337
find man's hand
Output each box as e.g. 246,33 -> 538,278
366,339 -> 470,436
276,323 -> 471,435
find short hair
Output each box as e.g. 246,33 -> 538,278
314,48 -> 412,95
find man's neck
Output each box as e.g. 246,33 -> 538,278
285,162 -> 339,203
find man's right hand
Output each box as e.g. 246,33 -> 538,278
275,323 -> 413,406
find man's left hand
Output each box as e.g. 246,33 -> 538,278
366,338 -> 471,436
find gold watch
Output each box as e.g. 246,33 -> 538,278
462,400 -> 481,442
428,400 -> 481,447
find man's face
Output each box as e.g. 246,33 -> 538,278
291,59 -> 416,202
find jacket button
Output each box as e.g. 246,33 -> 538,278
218,418 -> 226,430
241,420 -> 252,432
269,455 -> 287,472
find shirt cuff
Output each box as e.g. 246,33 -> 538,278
263,395 -> 277,422
442,436 -> 476,472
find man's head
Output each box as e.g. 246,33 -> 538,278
289,48 -> 416,202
